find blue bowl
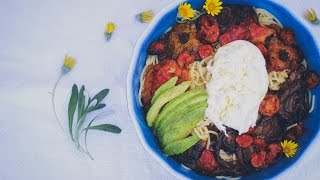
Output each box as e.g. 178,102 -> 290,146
127,0 -> 320,179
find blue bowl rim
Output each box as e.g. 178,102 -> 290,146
126,0 -> 320,179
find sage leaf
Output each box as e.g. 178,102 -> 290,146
91,89 -> 109,104
88,103 -> 106,113
84,124 -> 121,134
77,85 -> 85,122
68,84 -> 78,140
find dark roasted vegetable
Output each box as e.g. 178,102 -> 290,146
254,115 -> 286,142
278,79 -> 309,125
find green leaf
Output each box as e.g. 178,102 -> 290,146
91,89 -> 109,105
84,124 -> 121,134
68,84 -> 79,141
77,85 -> 85,122
88,103 -> 106,113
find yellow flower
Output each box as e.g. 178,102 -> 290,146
281,140 -> 298,158
178,3 -> 196,20
104,22 -> 116,41
63,55 -> 76,71
304,9 -> 319,25
136,10 -> 154,23
203,0 -> 223,17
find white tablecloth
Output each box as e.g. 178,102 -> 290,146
0,0 -> 319,179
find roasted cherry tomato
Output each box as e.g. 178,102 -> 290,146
177,51 -> 195,68
197,150 -> 218,172
198,44 -> 213,59
219,25 -> 250,45
259,95 -> 280,116
147,41 -> 165,55
198,15 -> 220,43
253,138 -> 267,149
251,150 -> 266,168
266,143 -> 282,164
236,134 -> 253,148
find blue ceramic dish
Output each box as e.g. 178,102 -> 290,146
127,0 -> 320,179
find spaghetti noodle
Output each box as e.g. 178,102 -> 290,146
255,8 -> 283,27
268,70 -> 289,90
189,55 -> 215,90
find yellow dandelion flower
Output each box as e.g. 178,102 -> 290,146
52,54 -> 77,136
178,3 -> 196,20
304,9 -> 319,25
136,10 -> 154,23
281,140 -> 298,158
104,22 -> 116,41
63,55 -> 76,71
203,0 -> 223,17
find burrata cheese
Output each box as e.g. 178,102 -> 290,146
205,40 -> 268,134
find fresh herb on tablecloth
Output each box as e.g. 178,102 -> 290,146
51,56 -> 121,159
52,55 -> 77,135
67,84 -> 121,159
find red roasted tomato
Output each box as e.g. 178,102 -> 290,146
177,51 -> 195,68
219,25 -> 250,45
197,150 -> 218,172
198,45 -> 214,59
251,150 -> 267,168
236,134 -> 253,148
259,95 -> 280,116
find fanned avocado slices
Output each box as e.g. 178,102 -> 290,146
154,88 -> 204,130
146,81 -> 191,127
156,98 -> 207,138
160,106 -> 207,146
163,135 -> 201,156
151,76 -> 178,105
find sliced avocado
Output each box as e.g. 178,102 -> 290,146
154,88 -> 204,129
160,106 -> 206,146
146,81 -> 191,127
163,135 -> 200,156
151,76 -> 178,105
156,98 -> 208,138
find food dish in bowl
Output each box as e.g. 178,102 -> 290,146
127,0 -> 320,179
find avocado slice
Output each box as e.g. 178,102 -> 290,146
146,81 -> 191,127
160,106 -> 206,146
163,135 -> 201,156
151,76 -> 178,105
154,88 -> 204,129
156,98 -> 207,138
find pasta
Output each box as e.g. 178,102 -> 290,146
255,8 -> 283,27
219,149 -> 236,162
268,70 -> 289,90
189,55 -> 215,90
193,117 -> 218,149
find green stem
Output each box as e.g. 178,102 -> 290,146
52,74 -> 68,136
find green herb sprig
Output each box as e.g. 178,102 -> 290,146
68,84 -> 121,159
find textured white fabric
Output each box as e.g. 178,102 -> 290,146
0,0 -> 319,179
